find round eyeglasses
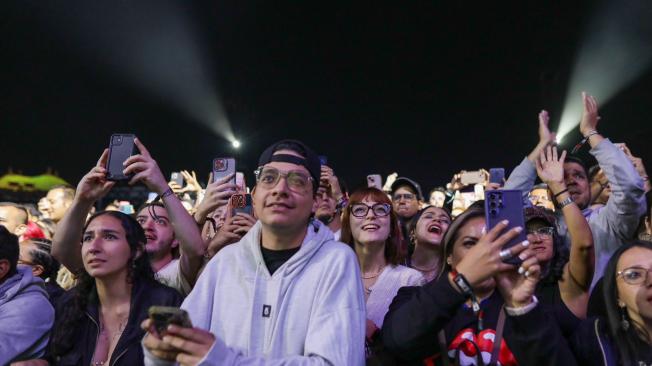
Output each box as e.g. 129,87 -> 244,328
350,203 -> 391,218
617,267 -> 652,285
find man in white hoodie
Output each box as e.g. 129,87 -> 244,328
143,139 -> 366,365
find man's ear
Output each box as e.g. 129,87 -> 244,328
0,259 -> 10,281
15,224 -> 27,237
32,264 -> 44,278
171,239 -> 180,250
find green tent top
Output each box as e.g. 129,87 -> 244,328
0,173 -> 69,191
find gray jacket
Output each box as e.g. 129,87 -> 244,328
504,138 -> 646,289
0,266 -> 54,364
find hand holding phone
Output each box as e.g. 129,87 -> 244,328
213,158 -> 236,185
485,190 -> 526,265
148,306 -> 193,336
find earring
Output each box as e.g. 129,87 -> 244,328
620,306 -> 630,331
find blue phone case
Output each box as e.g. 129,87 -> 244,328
485,189 -> 526,265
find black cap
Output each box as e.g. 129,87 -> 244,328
391,177 -> 424,201
257,139 -> 321,193
524,206 -> 556,227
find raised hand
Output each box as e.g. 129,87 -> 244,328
495,248 -> 541,308
75,149 -> 115,205
579,92 -> 600,136
537,110 -> 556,147
320,165 -> 343,200
194,173 -> 237,224
535,145 -> 567,193
181,170 -> 203,193
122,138 -> 169,194
454,220 -> 530,288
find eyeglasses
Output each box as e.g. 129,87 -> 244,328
350,203 -> 392,218
393,193 -> 415,202
526,227 -> 555,237
617,266 -> 652,285
255,167 -> 313,193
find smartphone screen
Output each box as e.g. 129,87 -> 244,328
170,172 -> 184,186
485,189 -> 526,265
213,158 -> 236,185
107,134 -> 137,181
367,174 -> 382,190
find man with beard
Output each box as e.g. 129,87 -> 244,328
505,93 -> 646,289
52,138 -> 205,295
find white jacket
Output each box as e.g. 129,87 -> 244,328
145,220 -> 366,365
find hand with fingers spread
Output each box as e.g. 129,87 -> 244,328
122,138 -> 169,194
194,173 -> 237,225
579,91 -> 600,137
453,220 -> 530,289
75,149 -> 116,205
495,248 -> 541,308
535,145 -> 567,195
180,170 -> 203,193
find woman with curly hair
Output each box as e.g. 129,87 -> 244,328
49,210 -> 182,365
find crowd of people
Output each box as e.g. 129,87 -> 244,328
1,92 -> 651,365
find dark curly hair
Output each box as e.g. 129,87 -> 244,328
51,210 -> 154,358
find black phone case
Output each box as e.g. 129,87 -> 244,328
170,172 -> 184,186
485,189 -> 526,265
107,134 -> 137,181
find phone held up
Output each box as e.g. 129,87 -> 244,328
213,158 -> 236,185
230,193 -> 253,217
106,134 -> 137,181
484,189 -> 526,266
460,170 -> 485,186
367,174 -> 383,190
170,172 -> 184,187
489,168 -> 505,185
148,306 -> 193,337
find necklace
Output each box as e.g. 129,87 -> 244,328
362,271 -> 382,279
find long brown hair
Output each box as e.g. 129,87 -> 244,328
340,187 -> 406,265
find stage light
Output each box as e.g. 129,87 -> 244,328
232,140 -> 241,148
555,0 -> 652,144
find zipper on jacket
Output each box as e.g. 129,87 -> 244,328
595,318 -> 609,366
87,312 -> 102,365
110,348 -> 129,366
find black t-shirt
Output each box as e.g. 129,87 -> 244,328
260,245 -> 301,275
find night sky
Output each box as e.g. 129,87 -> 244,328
2,1 -> 651,194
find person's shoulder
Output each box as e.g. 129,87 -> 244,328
140,278 -> 184,303
318,239 -> 357,260
391,265 -> 425,283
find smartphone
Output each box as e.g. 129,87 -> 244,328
367,174 -> 383,190
460,170 -> 485,186
213,158 -> 236,185
106,134 -> 137,181
485,190 -> 526,265
148,306 -> 193,336
489,168 -> 505,185
235,172 -> 246,192
318,155 -> 328,166
118,201 -> 134,215
230,193 -> 253,217
170,172 -> 184,186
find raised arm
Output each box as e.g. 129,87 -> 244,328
504,110 -> 557,201
123,138 -> 205,285
535,145 -> 594,316
51,149 -> 115,273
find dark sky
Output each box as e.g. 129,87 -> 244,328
2,1 -> 651,194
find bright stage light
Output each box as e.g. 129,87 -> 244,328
232,140 -> 241,148
555,0 -> 652,144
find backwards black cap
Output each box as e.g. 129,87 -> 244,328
257,139 -> 321,194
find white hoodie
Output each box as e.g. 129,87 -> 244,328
145,220 -> 366,365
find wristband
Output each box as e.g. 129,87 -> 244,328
505,295 -> 539,316
558,196 -> 574,209
450,270 -> 480,313
160,187 -> 175,199
552,188 -> 568,199
571,130 -> 600,154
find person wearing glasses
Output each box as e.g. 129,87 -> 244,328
390,177 -> 425,261
531,145 -> 595,337
143,139 -> 365,365
339,187 -> 424,360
